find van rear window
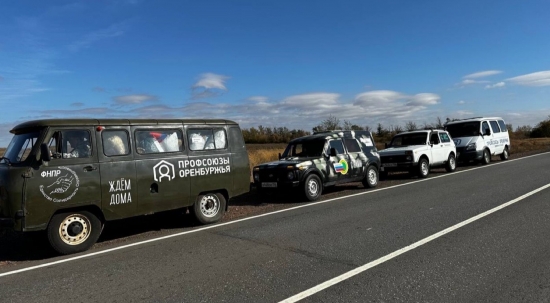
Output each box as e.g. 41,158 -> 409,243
135,130 -> 183,154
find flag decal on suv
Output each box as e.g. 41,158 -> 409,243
334,159 -> 349,175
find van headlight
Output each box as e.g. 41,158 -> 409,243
253,173 -> 260,182
466,143 -> 476,151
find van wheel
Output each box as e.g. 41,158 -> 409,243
418,158 -> 430,178
303,174 -> 322,201
445,154 -> 457,172
192,193 -> 226,224
482,149 -> 491,165
500,147 -> 509,161
47,211 -> 102,255
362,165 -> 378,188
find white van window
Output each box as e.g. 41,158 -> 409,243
102,130 -> 130,156
135,130 -> 183,154
497,120 -> 507,132
188,128 -> 227,151
489,121 -> 501,133
482,122 -> 491,135
446,121 -> 480,138
439,132 -> 451,143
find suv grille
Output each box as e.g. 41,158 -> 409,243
380,155 -> 410,163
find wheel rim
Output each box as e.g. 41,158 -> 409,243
450,157 -> 456,169
368,168 -> 377,185
307,179 -> 319,196
484,150 -> 490,162
421,161 -> 429,175
58,214 -> 91,246
504,149 -> 509,159
199,194 -> 221,218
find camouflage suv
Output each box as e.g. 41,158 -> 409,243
253,130 -> 381,201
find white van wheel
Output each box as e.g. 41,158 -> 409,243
47,211 -> 102,255
192,193 -> 226,224
500,147 -> 509,161
482,149 -> 491,165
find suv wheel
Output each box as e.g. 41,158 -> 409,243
500,147 -> 509,161
303,174 -> 322,201
445,154 -> 456,172
418,158 -> 430,178
362,165 -> 378,188
481,149 -> 491,165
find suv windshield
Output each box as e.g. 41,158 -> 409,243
282,139 -> 326,158
389,133 -> 427,147
445,122 -> 480,138
1,131 -> 41,164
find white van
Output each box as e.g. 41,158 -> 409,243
444,117 -> 510,164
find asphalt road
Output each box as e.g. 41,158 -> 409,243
1,152 -> 550,302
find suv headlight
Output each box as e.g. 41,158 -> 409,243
466,143 -> 476,151
287,171 -> 295,180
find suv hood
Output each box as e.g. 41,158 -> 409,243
451,136 -> 476,148
379,145 -> 428,155
257,157 -> 319,169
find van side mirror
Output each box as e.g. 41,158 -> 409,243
40,143 -> 51,162
330,148 -> 337,157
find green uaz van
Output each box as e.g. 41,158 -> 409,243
0,119 -> 250,254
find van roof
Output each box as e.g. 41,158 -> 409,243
445,117 -> 503,125
11,118 -> 239,133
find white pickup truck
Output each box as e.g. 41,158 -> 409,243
378,130 -> 457,179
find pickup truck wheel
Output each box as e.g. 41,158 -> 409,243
500,147 -> 509,161
192,193 -> 226,224
482,149 -> 491,165
362,165 -> 378,188
47,211 -> 103,255
303,174 -> 322,201
418,158 -> 430,178
445,154 -> 457,172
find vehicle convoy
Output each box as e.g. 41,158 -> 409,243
378,129 -> 457,179
0,119 -> 250,254
444,117 -> 510,164
253,130 -> 381,201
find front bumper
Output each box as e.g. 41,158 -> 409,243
380,162 -> 417,172
254,180 -> 300,190
456,149 -> 484,161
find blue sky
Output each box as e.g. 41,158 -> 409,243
1,0 -> 550,146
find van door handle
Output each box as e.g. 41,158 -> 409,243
84,166 -> 97,172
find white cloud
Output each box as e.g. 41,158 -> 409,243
281,93 -> 340,107
248,96 -> 269,103
68,22 -> 129,52
485,82 -> 506,89
407,93 -> 440,106
192,73 -> 229,90
458,100 -> 465,105
463,70 -> 503,79
506,71 -> 550,87
113,94 -> 158,105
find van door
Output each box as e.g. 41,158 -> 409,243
97,126 -> 138,220
481,121 -> 495,154
133,127 -> 190,214
24,127 -> 101,228
489,120 -> 504,154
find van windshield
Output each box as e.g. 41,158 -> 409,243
445,122 -> 480,138
1,131 -> 41,164
282,139 -> 325,158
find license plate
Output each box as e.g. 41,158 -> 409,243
262,182 -> 277,188
383,163 -> 397,167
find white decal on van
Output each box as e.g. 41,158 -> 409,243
153,160 -> 175,182
109,178 -> 132,205
39,166 -> 80,203
177,156 -> 231,177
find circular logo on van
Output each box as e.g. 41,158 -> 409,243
39,166 -> 80,203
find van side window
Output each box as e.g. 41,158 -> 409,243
497,120 -> 508,132
344,138 -> 361,153
328,140 -> 345,155
439,133 -> 451,143
50,130 -> 92,159
102,130 -> 130,156
482,122 -> 491,135
489,121 -> 501,133
135,130 -> 183,154
188,128 -> 227,151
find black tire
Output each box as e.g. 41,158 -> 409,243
481,149 -> 491,165
418,158 -> 430,178
303,174 -> 322,201
445,153 -> 457,172
500,147 -> 509,161
362,165 -> 378,188
47,210 -> 103,255
192,192 -> 226,224
379,171 -> 388,181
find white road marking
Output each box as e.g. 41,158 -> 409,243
0,151 -> 548,278
279,183 -> 550,303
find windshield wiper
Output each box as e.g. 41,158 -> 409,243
0,157 -> 11,165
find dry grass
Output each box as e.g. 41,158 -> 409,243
510,138 -> 550,154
